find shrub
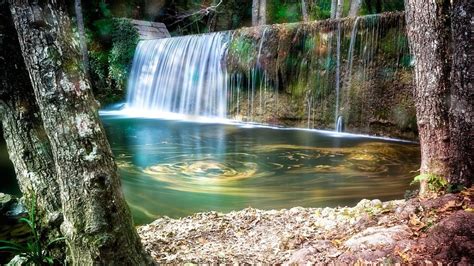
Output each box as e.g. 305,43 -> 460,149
108,18 -> 140,91
88,16 -> 139,101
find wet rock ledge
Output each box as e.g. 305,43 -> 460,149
138,188 -> 474,264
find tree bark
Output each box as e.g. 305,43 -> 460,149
330,0 -> 337,19
252,0 -> 266,26
405,0 -> 473,195
0,2 -> 62,247
8,0 -> 150,264
74,0 -> 90,77
448,0 -> 473,186
348,0 -> 361,17
301,0 -> 309,22
260,0 -> 266,25
336,0 -> 344,19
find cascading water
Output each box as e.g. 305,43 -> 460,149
336,116 -> 344,132
334,20 -> 342,131
126,32 -> 229,118
257,27 -> 269,113
344,17 -> 361,92
230,12 -> 411,135
123,12 -> 412,137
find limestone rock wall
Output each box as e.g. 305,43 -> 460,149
226,12 -> 417,140
130,19 -> 171,40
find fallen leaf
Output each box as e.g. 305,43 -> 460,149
409,214 -> 425,231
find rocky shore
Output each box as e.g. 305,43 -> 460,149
138,188 -> 474,264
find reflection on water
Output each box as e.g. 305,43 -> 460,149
102,116 -> 420,225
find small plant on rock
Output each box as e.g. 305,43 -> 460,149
411,173 -> 448,193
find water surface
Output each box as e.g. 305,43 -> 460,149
102,116 -> 420,224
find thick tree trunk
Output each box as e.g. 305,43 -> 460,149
348,0 -> 361,17
9,0 -> 150,264
405,0 -> 452,195
0,2 -> 62,247
301,0 -> 309,22
405,0 -> 473,195
448,0 -> 473,186
252,0 -> 266,26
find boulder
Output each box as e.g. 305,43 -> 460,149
0,193 -> 13,213
344,225 -> 410,251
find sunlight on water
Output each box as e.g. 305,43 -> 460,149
102,116 -> 420,224
100,108 -> 415,143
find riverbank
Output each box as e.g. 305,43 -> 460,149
138,188 -> 473,264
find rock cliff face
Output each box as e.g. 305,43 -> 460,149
226,12 -> 417,140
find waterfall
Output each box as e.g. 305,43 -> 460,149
126,32 -> 229,118
344,16 -> 361,98
334,20 -> 342,131
123,12 -> 410,135
336,116 -> 344,132
257,27 -> 269,112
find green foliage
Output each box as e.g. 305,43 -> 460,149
266,0 -> 405,23
229,36 -> 255,69
99,1 -> 112,18
108,18 -> 140,89
359,0 -> 405,15
310,0 -> 331,20
88,17 -> 139,94
89,50 -> 109,86
0,196 -> 64,265
92,18 -> 114,38
268,0 -> 301,23
379,28 -> 400,55
411,173 -> 448,192
85,0 -> 139,97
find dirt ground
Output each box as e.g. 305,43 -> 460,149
138,187 -> 474,264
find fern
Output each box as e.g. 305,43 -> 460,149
411,173 -> 448,192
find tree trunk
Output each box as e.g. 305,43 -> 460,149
448,0 -> 473,186
260,0 -> 266,25
375,0 -> 382,13
405,0 -> 453,195
348,0 -> 361,17
336,0 -> 344,19
0,2 -> 63,250
405,0 -> 473,195
252,0 -> 258,25
8,0 -> 150,264
74,0 -> 90,77
330,0 -> 337,19
252,0 -> 266,26
301,0 -> 309,22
